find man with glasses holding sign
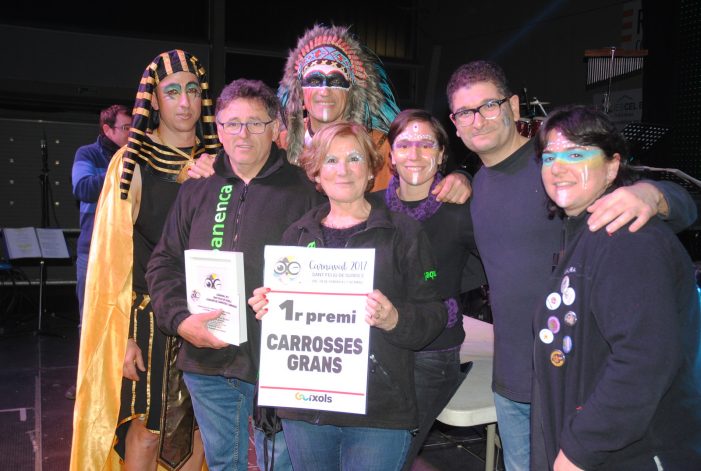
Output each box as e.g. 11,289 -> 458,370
446,60 -> 697,470
147,79 -> 322,471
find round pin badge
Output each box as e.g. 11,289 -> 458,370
550,349 -> 565,367
563,336 -> 572,354
562,287 -> 576,306
564,311 -> 577,326
546,292 -> 562,310
560,275 -> 570,293
547,316 -> 561,334
539,328 -> 554,344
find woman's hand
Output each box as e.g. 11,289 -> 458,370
248,287 -> 271,320
554,450 -> 583,471
365,289 -> 398,331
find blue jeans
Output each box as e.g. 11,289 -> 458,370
282,419 -> 411,471
183,372 -> 255,471
494,392 -> 530,471
254,428 -> 293,470
75,252 -> 89,327
402,347 -> 463,470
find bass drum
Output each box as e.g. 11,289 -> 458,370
516,117 -> 546,138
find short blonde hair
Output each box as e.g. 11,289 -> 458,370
299,122 -> 385,193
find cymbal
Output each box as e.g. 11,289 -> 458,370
529,100 -> 550,105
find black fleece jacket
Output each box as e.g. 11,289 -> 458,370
147,145 -> 323,383
276,202 -> 447,430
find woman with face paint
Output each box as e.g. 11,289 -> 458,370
248,122 -> 447,471
370,109 -> 484,470
531,106 -> 701,471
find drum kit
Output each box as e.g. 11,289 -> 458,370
516,94 -> 550,138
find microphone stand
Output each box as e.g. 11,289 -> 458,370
37,133 -> 62,338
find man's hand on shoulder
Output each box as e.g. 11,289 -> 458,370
587,181 -> 666,234
432,171 -> 472,204
187,153 -> 216,179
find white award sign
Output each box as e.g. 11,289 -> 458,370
184,249 -> 247,345
258,245 -> 375,414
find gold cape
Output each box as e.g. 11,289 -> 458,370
69,148 -> 148,470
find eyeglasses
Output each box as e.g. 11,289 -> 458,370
217,120 -> 274,135
450,97 -> 511,126
112,124 -> 130,131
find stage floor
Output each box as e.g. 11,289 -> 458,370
0,290 -> 500,471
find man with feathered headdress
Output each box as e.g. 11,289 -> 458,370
70,49 -> 220,471
278,24 -> 471,201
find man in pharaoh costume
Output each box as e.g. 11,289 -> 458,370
70,50 -> 221,471
278,24 -> 471,201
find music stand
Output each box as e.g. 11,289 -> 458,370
622,122 -> 670,153
624,122 -> 701,231
36,133 -> 64,337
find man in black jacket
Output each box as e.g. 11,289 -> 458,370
147,79 -> 323,471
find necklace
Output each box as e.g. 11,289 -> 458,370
153,129 -> 198,161
152,129 -> 199,183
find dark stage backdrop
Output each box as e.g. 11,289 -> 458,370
0,118 -> 94,281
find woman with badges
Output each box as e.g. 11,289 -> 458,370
531,106 -> 701,471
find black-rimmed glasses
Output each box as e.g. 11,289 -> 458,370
450,97 -> 511,126
217,120 -> 274,135
112,124 -> 130,131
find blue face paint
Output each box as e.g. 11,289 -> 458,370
162,81 -> 202,99
541,148 -> 602,167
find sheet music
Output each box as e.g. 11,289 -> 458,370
2,227 -> 42,259
2,227 -> 69,259
35,228 -> 70,258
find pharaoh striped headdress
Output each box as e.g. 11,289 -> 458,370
278,25 -> 400,164
119,49 -> 220,199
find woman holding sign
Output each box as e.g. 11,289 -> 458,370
249,122 -> 447,471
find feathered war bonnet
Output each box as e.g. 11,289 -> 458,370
119,49 -> 221,199
278,24 -> 400,164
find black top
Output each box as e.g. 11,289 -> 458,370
532,212 -> 701,470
